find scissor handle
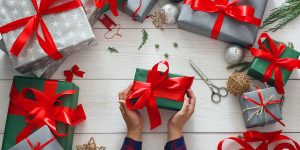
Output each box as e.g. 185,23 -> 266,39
211,92 -> 222,103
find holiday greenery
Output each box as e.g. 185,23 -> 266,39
155,44 -> 160,49
262,0 -> 300,32
138,29 -> 149,50
173,42 -> 178,48
108,47 -> 119,53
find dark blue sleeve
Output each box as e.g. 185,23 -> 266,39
164,136 -> 187,150
121,137 -> 142,150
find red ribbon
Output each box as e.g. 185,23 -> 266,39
0,0 -> 82,60
9,79 -> 86,143
249,33 -> 300,94
64,65 -> 85,82
122,0 -> 142,20
126,61 -> 194,129
95,0 -> 119,16
26,137 -> 56,150
242,86 -> 285,127
218,130 -> 300,150
184,0 -> 261,39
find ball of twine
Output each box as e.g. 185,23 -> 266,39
227,72 -> 251,96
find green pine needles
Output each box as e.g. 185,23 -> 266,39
138,29 -> 149,50
108,47 -> 119,53
227,61 -> 252,72
262,0 -> 300,32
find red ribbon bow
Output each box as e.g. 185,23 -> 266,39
9,80 -> 86,143
249,33 -> 300,94
242,86 -> 285,127
0,0 -> 82,60
26,137 -> 56,150
218,130 -> 300,150
184,0 -> 261,39
126,61 -> 194,129
64,65 -> 85,82
95,0 -> 119,16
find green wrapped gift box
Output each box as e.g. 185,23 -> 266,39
133,68 -> 192,111
2,76 -> 85,150
248,40 -> 300,86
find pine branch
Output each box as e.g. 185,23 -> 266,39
108,47 -> 119,53
227,61 -> 252,72
287,42 -> 294,49
262,0 -> 300,32
138,29 -> 149,50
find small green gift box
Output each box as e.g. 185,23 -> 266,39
2,76 -> 86,150
133,68 -> 193,111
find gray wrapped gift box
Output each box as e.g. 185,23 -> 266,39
8,126 -> 63,150
0,37 -> 6,54
178,0 -> 268,46
240,87 -> 283,128
0,0 -> 95,74
118,0 -> 158,22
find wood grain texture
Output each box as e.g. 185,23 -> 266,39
0,0 -> 300,149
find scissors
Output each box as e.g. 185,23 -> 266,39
189,59 -> 228,103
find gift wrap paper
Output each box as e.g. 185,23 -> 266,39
134,68 -> 184,111
0,0 -> 95,73
8,126 -> 63,150
178,0 -> 268,46
118,0 -> 158,22
248,40 -> 300,86
240,87 -> 283,128
2,76 -> 80,150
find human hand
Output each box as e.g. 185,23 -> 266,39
167,89 -> 196,141
119,84 -> 143,141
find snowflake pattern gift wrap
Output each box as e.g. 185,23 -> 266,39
8,126 -> 63,150
0,0 -> 95,74
126,61 -> 194,129
240,86 -> 284,128
1,76 -> 86,150
178,0 -> 268,46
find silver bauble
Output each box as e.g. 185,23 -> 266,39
161,4 -> 180,24
224,44 -> 245,64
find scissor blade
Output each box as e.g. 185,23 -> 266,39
189,59 -> 208,81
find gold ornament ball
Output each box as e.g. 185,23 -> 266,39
227,72 -> 251,96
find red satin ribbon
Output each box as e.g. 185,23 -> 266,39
249,33 -> 300,94
218,130 -> 300,150
126,61 -> 194,129
9,80 -> 86,143
122,0 -> 142,20
95,0 -> 119,16
242,86 -> 285,126
0,0 -> 82,60
26,137 -> 56,150
64,65 -> 85,82
184,0 -> 261,39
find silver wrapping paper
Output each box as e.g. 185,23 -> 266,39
0,0 -> 95,73
178,0 -> 268,46
8,126 -> 63,150
240,87 -> 283,128
118,0 -> 158,22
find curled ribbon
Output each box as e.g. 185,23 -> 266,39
249,33 -> 300,94
218,130 -> 300,150
184,0 -> 261,39
9,80 -> 86,143
95,0 -> 119,16
242,86 -> 285,127
0,0 -> 82,59
126,61 -> 194,129
26,137 -> 56,150
64,65 -> 85,82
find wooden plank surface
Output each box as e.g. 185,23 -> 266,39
0,0 -> 300,149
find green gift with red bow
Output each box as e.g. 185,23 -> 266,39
126,61 -> 194,129
1,76 -> 86,150
247,33 -> 300,94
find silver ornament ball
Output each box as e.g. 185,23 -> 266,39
224,44 -> 245,64
161,4 -> 180,24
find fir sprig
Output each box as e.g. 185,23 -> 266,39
227,61 -> 252,72
262,0 -> 300,32
138,29 -> 148,50
108,47 -> 119,53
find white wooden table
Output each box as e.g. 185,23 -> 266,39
1,0 -> 300,149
